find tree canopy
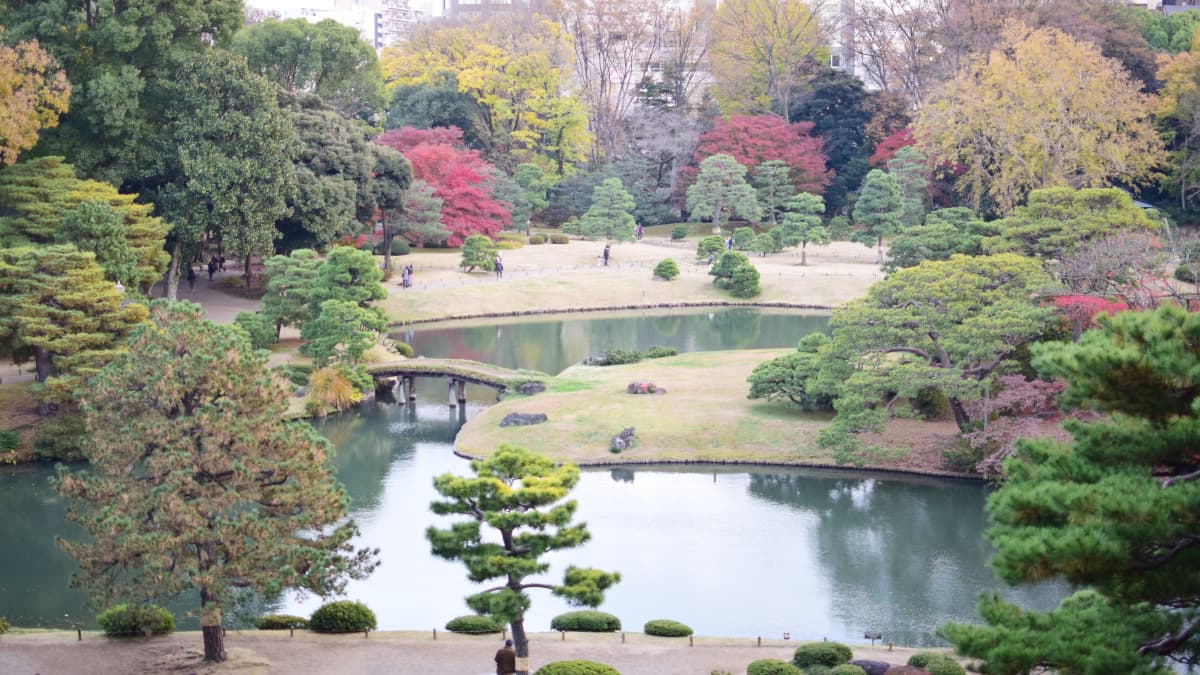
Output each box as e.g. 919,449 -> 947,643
57,301 -> 376,662
687,154 -> 762,234
0,31 -> 70,165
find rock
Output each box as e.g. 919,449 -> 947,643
610,426 -> 636,452
500,412 -> 548,427
626,382 -> 665,395
851,660 -> 895,675
583,355 -> 607,366
883,667 -> 930,675
294,386 -> 308,397
517,382 -> 546,395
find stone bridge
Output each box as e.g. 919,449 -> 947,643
367,358 -> 548,406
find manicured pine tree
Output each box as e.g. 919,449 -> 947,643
300,299 -> 387,366
578,177 -> 636,241
370,143 -> 413,273
57,301 -> 376,663
308,246 -> 386,314
459,234 -> 497,272
886,146 -> 928,228
686,154 -> 762,234
754,159 -> 795,226
780,192 -> 828,266
260,249 -> 322,340
852,169 -> 904,263
427,445 -> 620,675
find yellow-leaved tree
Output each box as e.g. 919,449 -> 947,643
915,23 -> 1164,215
380,17 -> 588,175
0,31 -> 70,164
709,0 -> 829,121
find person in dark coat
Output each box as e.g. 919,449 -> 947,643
602,243 -> 610,266
187,266 -> 197,291
494,639 -> 516,675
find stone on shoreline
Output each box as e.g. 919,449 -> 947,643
500,412 -> 548,427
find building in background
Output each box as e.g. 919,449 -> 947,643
246,0 -> 425,48
442,0 -> 547,20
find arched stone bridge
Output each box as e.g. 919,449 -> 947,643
367,358 -> 548,406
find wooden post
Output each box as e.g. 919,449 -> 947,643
407,377 -> 416,402
689,635 -> 693,647
621,632 -> 625,643
561,630 -> 566,641
456,379 -> 467,404
757,636 -> 761,647
448,379 -> 457,408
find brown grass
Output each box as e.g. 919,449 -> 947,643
0,382 -> 41,462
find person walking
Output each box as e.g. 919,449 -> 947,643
635,224 -> 643,241
207,257 -> 218,282
725,235 -> 733,250
187,266 -> 197,291
494,639 -> 516,675
602,243 -> 610,267
495,255 -> 504,279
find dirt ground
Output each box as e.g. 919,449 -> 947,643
0,630 -> 950,675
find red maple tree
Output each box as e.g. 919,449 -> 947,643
375,126 -> 509,245
1053,295 -> 1130,341
868,128 -> 915,167
682,115 -> 830,196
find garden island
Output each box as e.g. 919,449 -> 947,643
1,1 -> 1199,674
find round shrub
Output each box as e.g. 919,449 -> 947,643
445,614 -> 504,634
497,231 -> 526,242
550,610 -> 621,632
747,658 -> 803,675
830,665 -> 868,675
393,341 -> 415,358
697,234 -> 724,260
670,224 -> 689,240
309,600 -> 377,633
729,262 -> 761,298
643,346 -> 677,359
373,238 -> 411,256
644,619 -> 692,637
255,614 -> 309,630
653,258 -> 680,280
1175,264 -> 1196,283
793,642 -> 852,669
907,653 -> 963,675
550,233 -> 570,244
534,660 -> 620,675
529,234 -> 547,244
97,604 -> 175,636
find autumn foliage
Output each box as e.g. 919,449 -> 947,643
375,126 -> 509,245
1053,295 -> 1130,340
868,128 -> 914,167
683,115 -> 829,196
0,33 -> 71,165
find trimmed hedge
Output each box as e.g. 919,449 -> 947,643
653,258 -> 680,280
534,660 -> 620,675
830,665 -> 868,675
0,429 -> 19,451
394,341 -> 415,358
97,604 -> 175,636
793,642 -> 853,668
497,232 -> 526,242
643,619 -> 692,637
497,239 -> 524,250
445,615 -> 504,634
747,658 -> 803,675
550,233 -> 570,244
550,610 -> 621,632
643,346 -> 677,359
373,239 -> 411,256
907,653 -> 964,675
670,224 -> 689,240
255,614 -> 309,630
529,234 -> 547,244
309,600 -> 377,633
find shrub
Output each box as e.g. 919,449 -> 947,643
393,341 -> 415,358
32,414 -> 85,461
601,348 -> 642,365
550,610 -> 621,632
0,429 -> 19,452
534,660 -> 620,675
752,233 -> 777,256
219,275 -> 244,288
309,600 -> 376,633
275,364 -> 314,387
671,224 -> 689,240
255,614 -> 309,630
97,604 -> 175,636
307,366 -> 363,413
697,235 -> 724,260
445,615 -> 504,634
907,653 -> 963,675
497,239 -> 524,250
1175,264 -> 1197,283
747,658 -> 803,675
0,616 -> 10,634
653,258 -> 680,280
793,642 -> 853,668
733,226 -> 756,250
710,250 -> 749,287
550,233 -> 570,244
729,262 -> 761,298
497,232 -> 526,242
830,665 -> 868,675
373,239 -> 411,256
234,311 -> 277,349
644,619 -> 692,637
529,234 -> 547,244
643,346 -> 677,359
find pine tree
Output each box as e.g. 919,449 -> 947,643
0,245 -> 147,412
308,246 -> 386,314
397,180 -> 447,244
852,169 -> 904,262
56,201 -> 139,285
428,446 -> 620,675
780,192 -> 828,265
57,301 -> 377,663
754,159 -> 795,225
686,154 -> 762,234
300,299 -> 386,366
260,249 -> 322,339
886,146 -> 928,227
578,177 -> 636,241
459,234 -> 497,272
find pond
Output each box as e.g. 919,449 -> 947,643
0,308 -> 1067,646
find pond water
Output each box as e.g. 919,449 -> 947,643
0,309 -> 1067,646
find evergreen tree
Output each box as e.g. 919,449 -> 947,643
369,143 -> 413,272
56,201 -> 139,286
300,299 -> 386,366
578,178 -> 636,241
754,159 -> 795,226
886,146 -> 928,227
57,301 -> 376,662
459,234 -> 497,273
0,245 -> 147,413
947,304 -> 1200,672
427,445 -> 620,675
308,246 -> 386,314
852,169 -> 904,262
780,192 -> 828,265
396,180 -> 447,245
260,249 -> 322,339
686,154 -> 762,234
885,207 -> 985,273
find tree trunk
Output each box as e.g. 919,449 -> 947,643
711,195 -> 724,235
164,240 -> 182,300
200,589 -> 225,662
243,254 -> 253,292
801,244 -> 807,266
382,213 -> 393,272
948,396 -> 971,433
34,346 -> 53,416
511,618 -> 530,675
876,234 -> 884,264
